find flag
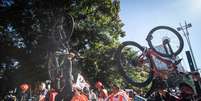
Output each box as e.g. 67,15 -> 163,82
76,73 -> 90,90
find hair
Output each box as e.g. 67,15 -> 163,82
83,87 -> 90,95
112,84 -> 120,89
179,82 -> 192,89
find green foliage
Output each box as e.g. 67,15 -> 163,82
0,0 -> 151,95
62,0 -> 125,85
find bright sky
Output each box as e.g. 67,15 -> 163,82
119,0 -> 201,72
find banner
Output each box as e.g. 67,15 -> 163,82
76,73 -> 90,90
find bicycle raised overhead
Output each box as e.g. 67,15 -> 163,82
47,11 -> 75,100
116,26 -> 184,87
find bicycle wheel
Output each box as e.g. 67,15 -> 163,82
54,13 -> 74,48
117,41 -> 153,87
146,26 -> 184,57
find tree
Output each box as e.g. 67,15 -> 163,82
0,0 -> 75,99
67,0 -> 126,86
0,0 -> 125,98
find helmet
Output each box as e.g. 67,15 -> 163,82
20,83 -> 29,92
96,81 -> 104,88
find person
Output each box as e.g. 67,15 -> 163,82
192,72 -> 201,96
37,82 -> 48,101
83,87 -> 97,101
17,83 -> 30,101
82,87 -> 90,99
95,81 -> 108,101
89,89 -> 97,101
71,84 -> 88,101
179,82 -> 195,101
63,51 -> 75,101
147,78 -> 180,101
125,89 -> 136,101
106,83 -> 130,101
192,72 -> 201,82
148,89 -> 180,101
48,82 -> 58,101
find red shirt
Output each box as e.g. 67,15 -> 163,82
49,89 -> 58,101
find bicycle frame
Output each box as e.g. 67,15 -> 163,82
117,26 -> 185,96
141,48 -> 178,79
46,13 -> 75,100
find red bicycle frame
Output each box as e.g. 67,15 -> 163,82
139,48 -> 179,79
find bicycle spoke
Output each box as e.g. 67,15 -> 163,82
147,26 -> 184,57
117,41 -> 153,87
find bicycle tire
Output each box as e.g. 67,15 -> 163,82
62,14 -> 74,43
146,26 -> 184,57
54,13 -> 74,48
117,41 -> 153,87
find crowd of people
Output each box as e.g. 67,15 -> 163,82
71,81 -> 131,101
2,80 -> 133,101
2,71 -> 201,101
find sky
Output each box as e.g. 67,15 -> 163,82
119,0 -> 201,72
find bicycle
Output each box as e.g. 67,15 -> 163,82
116,26 -> 184,88
47,11 -> 75,100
